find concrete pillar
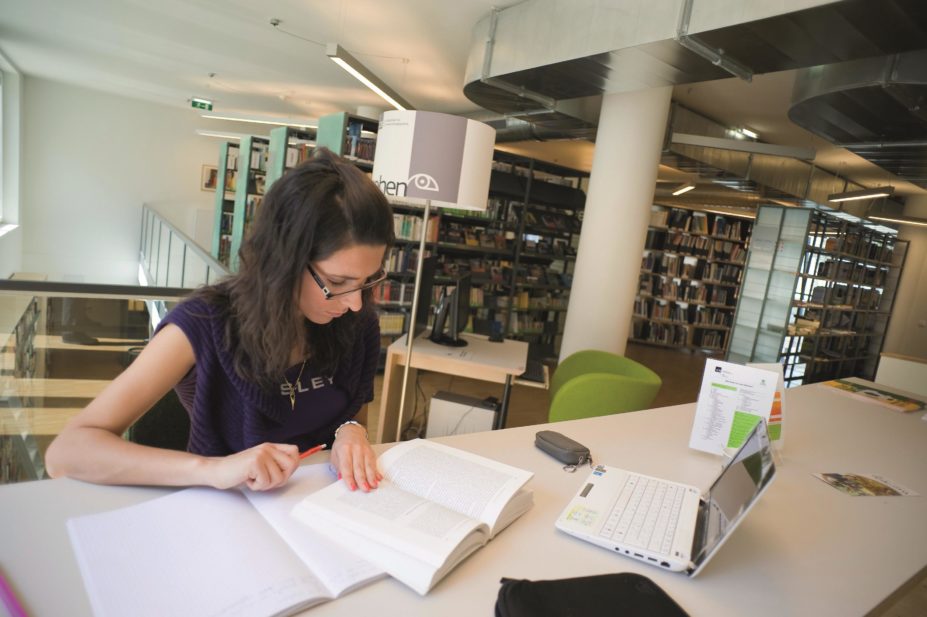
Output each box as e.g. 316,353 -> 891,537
560,86 -> 672,361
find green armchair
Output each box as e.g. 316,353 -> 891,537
548,350 -> 662,422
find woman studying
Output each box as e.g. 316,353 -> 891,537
46,149 -> 394,493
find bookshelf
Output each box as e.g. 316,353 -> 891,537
316,112 -> 378,168
209,137 -> 269,272
374,153 -> 586,358
727,206 -> 909,388
632,205 -> 753,354
210,141 -> 239,267
266,126 -> 316,188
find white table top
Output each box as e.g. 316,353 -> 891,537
389,331 -> 529,378
2,380 -> 926,616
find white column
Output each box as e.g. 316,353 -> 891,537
559,86 -> 672,361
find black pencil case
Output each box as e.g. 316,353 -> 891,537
534,430 -> 591,466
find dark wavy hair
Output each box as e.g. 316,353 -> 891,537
198,148 -> 394,391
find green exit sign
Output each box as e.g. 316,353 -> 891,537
191,97 -> 213,111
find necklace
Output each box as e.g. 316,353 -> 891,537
284,359 -> 308,411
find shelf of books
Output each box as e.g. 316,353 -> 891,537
209,137 -> 269,271
727,206 -> 909,387
266,126 -> 316,188
210,141 -> 240,267
631,205 -> 753,354
316,112 -> 378,168
373,154 -> 586,358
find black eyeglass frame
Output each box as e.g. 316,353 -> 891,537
306,264 -> 388,300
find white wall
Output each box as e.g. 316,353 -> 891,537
19,76 -> 242,283
883,196 -> 927,359
0,51 -> 24,276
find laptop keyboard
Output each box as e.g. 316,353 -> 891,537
598,474 -> 685,555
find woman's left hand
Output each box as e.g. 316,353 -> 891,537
330,423 -> 381,492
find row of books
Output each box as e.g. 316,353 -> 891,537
711,217 -> 748,240
244,196 -> 262,226
799,334 -> 873,359
711,240 -> 745,263
377,312 -> 406,336
393,213 -> 440,242
523,210 -> 580,234
692,329 -> 726,350
284,143 -> 314,168
385,245 -> 427,274
216,236 -> 232,266
522,235 -> 574,258
441,222 -> 510,251
649,208 -> 691,230
806,285 -> 882,309
343,122 -> 376,162
822,234 -> 895,263
641,252 -> 702,278
639,278 -> 737,306
631,320 -> 690,347
815,259 -> 888,287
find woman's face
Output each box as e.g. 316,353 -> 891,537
299,243 -> 387,324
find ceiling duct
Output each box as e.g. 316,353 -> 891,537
465,0 -> 927,188
788,50 -> 927,188
666,103 -> 906,217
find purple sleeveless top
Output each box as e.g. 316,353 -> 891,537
156,297 -> 379,455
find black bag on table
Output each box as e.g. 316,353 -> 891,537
495,572 -> 690,617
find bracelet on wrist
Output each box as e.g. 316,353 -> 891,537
334,420 -> 367,441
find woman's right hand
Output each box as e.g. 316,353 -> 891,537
207,443 -> 300,491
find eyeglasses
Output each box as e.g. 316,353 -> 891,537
307,264 -> 388,300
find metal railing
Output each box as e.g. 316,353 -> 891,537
139,205 -> 230,290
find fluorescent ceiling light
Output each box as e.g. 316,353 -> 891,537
195,129 -> 252,141
740,127 -> 758,139
326,43 -> 412,111
827,186 -> 894,202
870,215 -> 927,228
201,112 -> 317,129
704,208 -> 756,220
672,182 -> 696,196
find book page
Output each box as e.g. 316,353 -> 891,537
243,465 -> 385,597
67,487 -> 327,617
689,360 -> 778,454
379,439 -> 533,529
295,480 -> 483,567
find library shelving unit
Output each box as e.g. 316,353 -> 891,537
632,205 -> 753,354
265,126 -> 316,188
210,136 -> 269,271
500,155 -> 586,357
210,141 -> 240,267
374,152 -> 586,358
316,112 -> 378,169
726,206 -> 908,387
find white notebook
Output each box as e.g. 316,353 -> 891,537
67,465 -> 383,617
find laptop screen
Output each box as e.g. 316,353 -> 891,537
693,420 -> 776,567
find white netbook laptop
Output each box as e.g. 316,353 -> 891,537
555,419 -> 775,576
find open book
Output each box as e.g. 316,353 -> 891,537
292,438 -> 534,595
67,465 -> 383,617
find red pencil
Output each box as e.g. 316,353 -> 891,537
298,444 -> 327,460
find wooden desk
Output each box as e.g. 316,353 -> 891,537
1,380 -> 925,616
376,332 -> 529,442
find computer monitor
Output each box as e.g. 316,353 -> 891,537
429,272 -> 471,347
410,255 -> 438,339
